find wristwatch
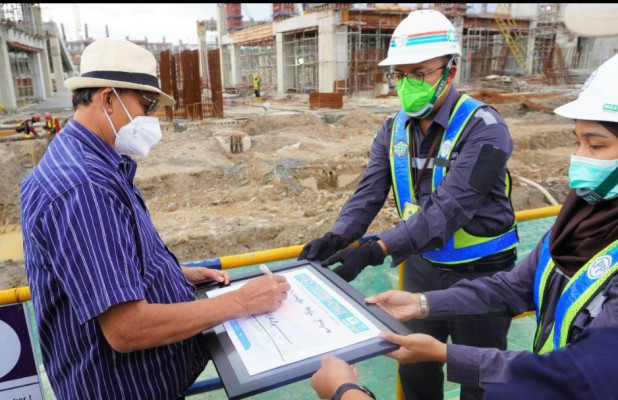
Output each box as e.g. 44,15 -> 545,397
332,383 -> 376,400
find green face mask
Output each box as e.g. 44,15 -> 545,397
395,70 -> 450,118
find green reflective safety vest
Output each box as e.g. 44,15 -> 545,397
533,234 -> 618,354
389,94 -> 518,265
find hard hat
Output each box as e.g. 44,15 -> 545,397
564,4 -> 618,37
379,9 -> 461,66
554,54 -> 618,123
45,112 -> 51,120
33,113 -> 40,122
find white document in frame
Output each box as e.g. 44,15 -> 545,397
208,267 -> 381,376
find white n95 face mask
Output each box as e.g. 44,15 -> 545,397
114,116 -> 162,157
103,88 -> 162,157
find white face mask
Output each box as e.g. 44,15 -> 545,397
102,88 -> 162,157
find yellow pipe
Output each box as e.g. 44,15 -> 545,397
219,245 -> 305,269
515,205 -> 561,222
0,286 -> 31,305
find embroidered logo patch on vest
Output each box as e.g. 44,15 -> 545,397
439,139 -> 453,158
587,255 -> 612,280
393,140 -> 408,157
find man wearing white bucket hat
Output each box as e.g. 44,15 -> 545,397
20,38 -> 290,400
310,4 -> 618,400
300,9 -> 518,400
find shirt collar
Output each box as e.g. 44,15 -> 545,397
429,85 -> 460,131
63,119 -> 136,175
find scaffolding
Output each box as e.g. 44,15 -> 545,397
337,27 -> 390,96
533,8 -> 572,86
283,30 -> 318,93
460,22 -> 510,82
238,39 -> 276,90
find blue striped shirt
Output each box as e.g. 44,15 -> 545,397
20,119 -> 207,400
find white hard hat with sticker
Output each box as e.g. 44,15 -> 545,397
379,9 -> 461,66
554,54 -> 618,123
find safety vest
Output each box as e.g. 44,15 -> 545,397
389,94 -> 518,264
46,116 -> 59,132
533,234 -> 618,354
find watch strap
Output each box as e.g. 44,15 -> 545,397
332,383 -> 376,400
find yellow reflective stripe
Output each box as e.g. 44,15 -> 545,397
533,260 -> 555,352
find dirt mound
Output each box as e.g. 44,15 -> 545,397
242,112 -> 323,135
333,111 -> 388,131
0,140 -> 47,224
0,98 -> 577,291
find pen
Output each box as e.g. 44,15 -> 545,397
259,264 -> 273,275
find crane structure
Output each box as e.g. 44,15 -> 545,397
73,4 -> 83,41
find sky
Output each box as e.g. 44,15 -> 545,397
40,3 -> 275,45
40,4 -> 499,45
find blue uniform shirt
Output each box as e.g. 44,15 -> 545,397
330,87 -> 515,265
20,119 -> 207,400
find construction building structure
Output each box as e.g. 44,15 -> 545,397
200,3 -> 618,98
0,3 -> 75,110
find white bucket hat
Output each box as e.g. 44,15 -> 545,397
64,38 -> 175,106
554,54 -> 618,123
564,4 -> 618,37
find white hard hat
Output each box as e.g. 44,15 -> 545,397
554,54 -> 618,123
564,4 -> 618,37
379,9 -> 461,66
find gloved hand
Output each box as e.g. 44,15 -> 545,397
298,233 -> 348,261
321,240 -> 385,282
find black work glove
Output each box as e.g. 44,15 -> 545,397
321,240 -> 385,282
298,233 -> 348,262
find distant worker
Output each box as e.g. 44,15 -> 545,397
44,112 -> 61,142
299,9 -> 519,400
16,113 -> 40,139
253,73 -> 262,103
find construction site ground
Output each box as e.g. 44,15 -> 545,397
0,81 -> 578,291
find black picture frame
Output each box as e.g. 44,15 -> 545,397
195,259 -> 411,400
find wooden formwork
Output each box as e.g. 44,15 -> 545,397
309,92 -> 343,109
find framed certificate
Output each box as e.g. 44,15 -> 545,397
195,259 -> 411,400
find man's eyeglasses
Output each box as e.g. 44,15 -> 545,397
386,65 -> 448,87
139,92 -> 159,116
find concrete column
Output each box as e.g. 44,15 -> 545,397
49,36 -> 67,91
229,43 -> 242,85
33,4 -> 53,96
282,33 -> 296,93
0,30 -> 17,109
452,15 -> 464,85
276,32 -> 285,95
526,19 -> 537,75
39,39 -> 54,97
318,14 -> 339,92
28,52 -> 46,100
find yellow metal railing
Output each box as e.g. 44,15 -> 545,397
0,205 -> 561,306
